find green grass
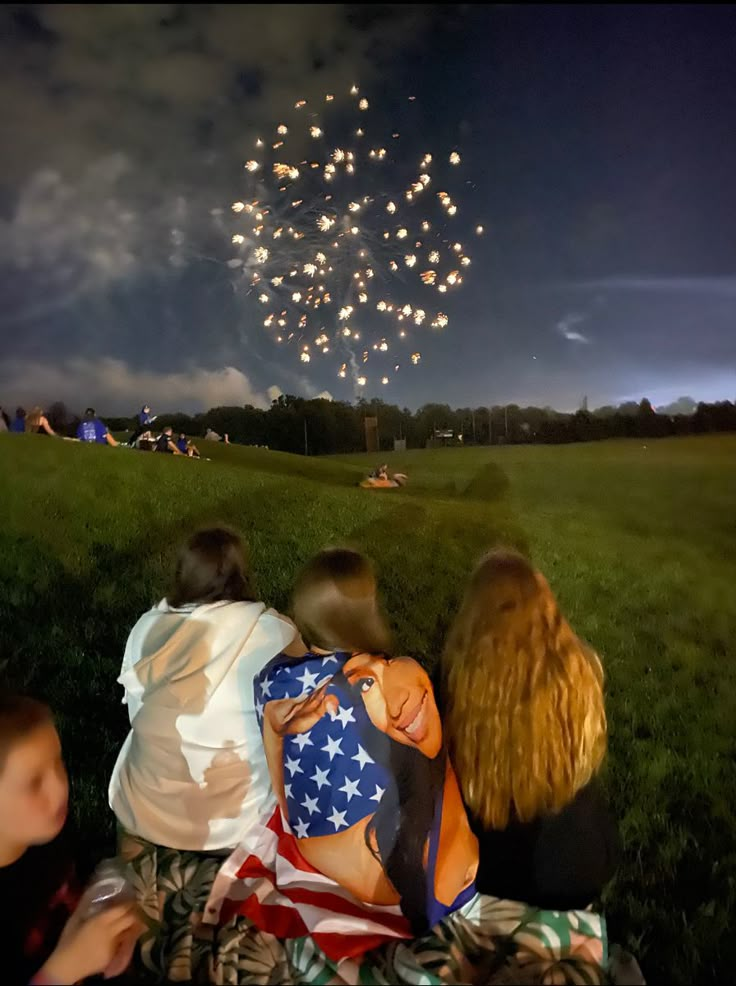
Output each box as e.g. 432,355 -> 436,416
2,432 -> 735,985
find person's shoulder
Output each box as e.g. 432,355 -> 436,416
259,607 -> 296,630
536,780 -> 618,864
257,647 -> 320,682
196,599 -> 266,626
129,599 -> 173,628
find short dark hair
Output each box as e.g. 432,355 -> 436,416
0,694 -> 53,776
85,408 -> 95,418
167,527 -> 255,609
16,407 -> 26,419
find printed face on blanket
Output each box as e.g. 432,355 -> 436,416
220,650 -> 479,959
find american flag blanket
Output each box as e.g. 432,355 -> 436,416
205,808 -> 410,960
204,649 -> 484,960
122,829 -> 609,985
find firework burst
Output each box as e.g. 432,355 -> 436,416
228,86 -> 483,387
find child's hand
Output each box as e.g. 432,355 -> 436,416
265,681 -> 339,735
39,903 -> 142,982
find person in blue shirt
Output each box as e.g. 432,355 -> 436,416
10,408 -> 26,433
128,405 -> 156,447
76,408 -> 119,446
175,433 -> 201,458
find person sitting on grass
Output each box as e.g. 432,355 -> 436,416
10,407 -> 26,432
177,432 -> 201,458
155,425 -> 183,454
109,527 -> 302,854
26,406 -> 57,436
0,406 -> 8,431
76,407 -> 119,446
438,550 -> 618,911
370,463 -> 389,480
210,548 -> 478,961
133,429 -> 155,450
0,693 -> 142,985
128,404 -> 156,447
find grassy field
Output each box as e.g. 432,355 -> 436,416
1,432 -> 735,984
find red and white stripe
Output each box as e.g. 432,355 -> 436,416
204,808 -> 410,961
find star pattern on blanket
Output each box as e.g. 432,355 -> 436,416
254,652 -> 392,838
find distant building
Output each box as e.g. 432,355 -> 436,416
427,428 -> 463,448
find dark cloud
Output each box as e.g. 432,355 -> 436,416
1,5 -> 735,412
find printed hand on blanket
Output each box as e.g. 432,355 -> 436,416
256,651 -> 479,933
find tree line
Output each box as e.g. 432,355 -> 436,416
31,395 -> 733,456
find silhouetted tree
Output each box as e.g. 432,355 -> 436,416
41,394 -> 736,455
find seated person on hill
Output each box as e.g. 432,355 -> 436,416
176,433 -> 201,458
439,550 -> 618,911
77,408 -> 119,446
362,463 -> 408,488
26,406 -> 57,436
128,405 -> 156,447
133,430 -> 155,450
109,527 -> 300,854
0,407 -> 8,431
10,407 -> 26,432
209,549 -> 479,961
1,694 -> 142,985
155,426 -> 183,454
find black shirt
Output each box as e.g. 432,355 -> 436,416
155,433 -> 173,453
470,781 -> 619,910
431,664 -> 618,910
1,829 -> 79,984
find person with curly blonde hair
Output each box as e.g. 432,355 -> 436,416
26,406 -> 57,436
439,549 -> 618,910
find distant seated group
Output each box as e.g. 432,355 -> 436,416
126,405 -> 201,457
1,402 -> 203,461
6,525 -> 638,985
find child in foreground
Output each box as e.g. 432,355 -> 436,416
0,693 -> 141,984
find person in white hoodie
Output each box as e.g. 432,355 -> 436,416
109,527 -> 302,852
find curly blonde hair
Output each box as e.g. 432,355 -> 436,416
25,406 -> 44,430
441,550 -> 606,830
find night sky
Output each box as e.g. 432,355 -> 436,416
1,4 -> 735,413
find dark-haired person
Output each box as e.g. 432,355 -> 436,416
154,425 -> 182,455
26,406 -> 57,436
109,527 -> 302,853
10,407 -> 26,433
76,408 -> 119,446
128,405 -> 156,447
1,694 -> 142,984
